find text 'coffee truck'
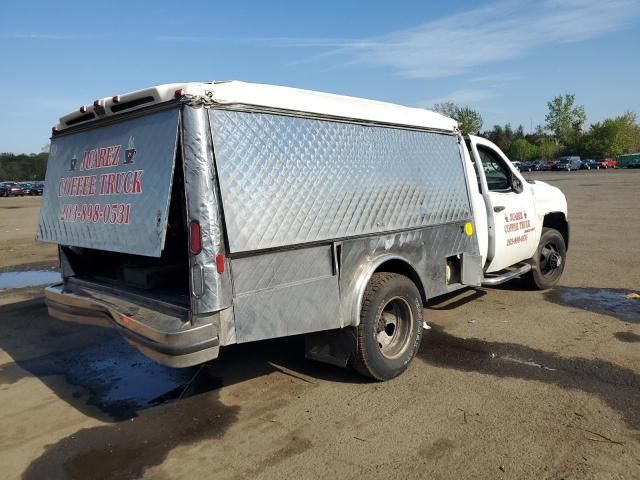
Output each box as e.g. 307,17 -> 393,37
38,81 -> 569,380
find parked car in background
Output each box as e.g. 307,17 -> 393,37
541,160 -> 557,171
553,156 -> 581,171
519,160 -> 543,172
0,183 -> 7,196
600,158 -> 617,169
581,159 -> 600,170
20,182 -> 44,195
2,182 -> 24,196
19,182 -> 36,195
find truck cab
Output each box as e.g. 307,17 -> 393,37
465,135 -> 569,289
464,135 -> 568,289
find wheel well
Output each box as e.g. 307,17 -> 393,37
373,259 -> 427,306
543,212 -> 569,250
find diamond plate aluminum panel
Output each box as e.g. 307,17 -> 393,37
37,108 -> 180,257
231,245 -> 334,295
209,110 -> 471,253
230,246 -> 339,343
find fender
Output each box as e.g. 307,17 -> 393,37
351,254 -> 427,327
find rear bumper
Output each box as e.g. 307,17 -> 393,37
45,282 -> 220,368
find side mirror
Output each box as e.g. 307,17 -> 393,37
512,176 -> 524,193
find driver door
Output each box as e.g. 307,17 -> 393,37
467,136 -> 539,273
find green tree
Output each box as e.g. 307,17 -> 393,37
482,123 -> 518,153
582,111 -> 640,158
510,138 -> 537,162
455,107 -> 483,135
432,102 -> 483,135
0,151 -> 48,181
538,137 -> 558,161
545,94 -> 586,151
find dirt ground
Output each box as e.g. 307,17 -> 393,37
0,170 -> 639,480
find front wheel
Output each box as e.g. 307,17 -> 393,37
351,273 -> 423,381
525,227 -> 566,290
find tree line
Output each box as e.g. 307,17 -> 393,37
434,94 -> 640,161
0,151 -> 48,181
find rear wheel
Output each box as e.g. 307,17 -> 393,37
351,273 -> 423,381
525,227 -> 566,290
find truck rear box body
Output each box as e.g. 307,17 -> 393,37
39,82 -> 483,367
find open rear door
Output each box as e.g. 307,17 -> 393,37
37,108 -> 181,257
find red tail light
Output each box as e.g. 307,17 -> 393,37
174,88 -> 185,98
216,254 -> 225,274
189,221 -> 202,255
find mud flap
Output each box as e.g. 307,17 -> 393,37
305,328 -> 357,368
461,252 -> 483,287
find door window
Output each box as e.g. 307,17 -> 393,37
477,146 -> 514,192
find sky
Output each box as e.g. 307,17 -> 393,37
1,0 -> 639,153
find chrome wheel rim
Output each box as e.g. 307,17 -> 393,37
375,297 -> 413,359
540,242 -> 562,277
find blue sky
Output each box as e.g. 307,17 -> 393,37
2,0 -> 639,153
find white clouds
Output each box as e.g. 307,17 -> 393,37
4,0 -> 638,83
333,0 -> 640,79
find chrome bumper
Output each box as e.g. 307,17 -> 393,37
45,282 -> 220,368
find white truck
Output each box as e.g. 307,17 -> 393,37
38,81 -> 568,380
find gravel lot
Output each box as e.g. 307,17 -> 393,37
0,170 -> 638,479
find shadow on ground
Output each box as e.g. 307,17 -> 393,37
0,292 -> 360,480
418,327 -> 640,431
3,286 -> 639,479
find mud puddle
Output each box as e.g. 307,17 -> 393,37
545,287 -> 640,323
0,336 -> 221,420
21,345 -> 237,480
614,331 -> 640,343
0,270 -> 60,290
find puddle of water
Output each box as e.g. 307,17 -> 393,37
0,336 -> 221,420
614,331 -> 640,343
0,270 -> 61,290
546,287 -> 640,323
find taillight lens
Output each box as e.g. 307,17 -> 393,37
189,221 -> 202,255
216,254 -> 225,274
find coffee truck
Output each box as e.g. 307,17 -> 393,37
38,81 -> 569,380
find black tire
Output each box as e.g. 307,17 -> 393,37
351,272 -> 423,381
525,227 -> 566,290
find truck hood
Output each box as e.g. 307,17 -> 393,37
529,180 -> 568,217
